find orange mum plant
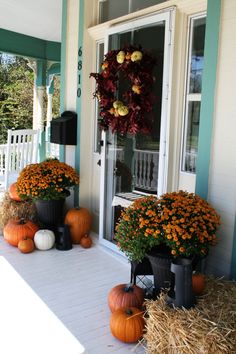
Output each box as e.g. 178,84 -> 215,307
16,158 -> 80,201
115,191 -> 221,262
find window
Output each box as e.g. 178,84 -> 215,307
98,0 -> 167,23
181,15 -> 206,173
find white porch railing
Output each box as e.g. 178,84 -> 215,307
0,135 -> 39,190
184,150 -> 197,173
133,149 -> 159,193
114,147 -> 159,194
0,141 -> 59,178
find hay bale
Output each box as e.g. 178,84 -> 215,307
144,277 -> 236,354
0,192 -> 37,229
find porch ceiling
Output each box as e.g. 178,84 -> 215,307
0,0 -> 62,42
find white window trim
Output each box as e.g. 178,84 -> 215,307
180,12 -> 206,175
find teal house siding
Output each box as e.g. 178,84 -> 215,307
195,0 -> 221,199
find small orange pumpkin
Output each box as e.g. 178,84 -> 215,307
192,273 -> 205,295
80,234 -> 92,248
108,284 -> 144,313
110,307 -> 145,343
3,218 -> 39,247
64,207 -> 92,244
9,183 -> 21,202
18,237 -> 35,253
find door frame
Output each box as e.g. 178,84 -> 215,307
98,9 -> 175,251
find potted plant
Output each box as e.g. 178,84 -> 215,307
115,195 -> 162,262
16,158 -> 80,229
154,190 -> 221,259
115,191 -> 221,292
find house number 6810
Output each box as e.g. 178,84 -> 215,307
77,46 -> 83,98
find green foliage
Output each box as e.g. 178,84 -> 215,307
115,196 -> 162,262
115,192 -> 221,262
0,54 -> 34,144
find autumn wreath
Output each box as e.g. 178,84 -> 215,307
90,45 -> 156,135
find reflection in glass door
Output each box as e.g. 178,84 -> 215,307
100,12 -> 173,246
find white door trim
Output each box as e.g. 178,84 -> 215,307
99,9 -> 175,247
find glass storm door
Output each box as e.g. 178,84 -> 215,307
99,11 -> 173,249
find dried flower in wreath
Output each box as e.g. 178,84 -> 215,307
90,45 -> 156,135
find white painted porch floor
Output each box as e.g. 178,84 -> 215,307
0,233 -> 146,354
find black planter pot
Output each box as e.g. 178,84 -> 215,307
34,199 -> 65,231
167,257 -> 196,309
147,245 -> 174,295
56,224 -> 72,251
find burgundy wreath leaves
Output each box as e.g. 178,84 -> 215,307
90,45 -> 156,135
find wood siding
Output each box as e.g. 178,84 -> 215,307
207,0 -> 236,277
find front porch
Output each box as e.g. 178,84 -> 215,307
0,232 -> 145,354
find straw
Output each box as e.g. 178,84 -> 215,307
0,192 -> 37,229
143,277 -> 236,354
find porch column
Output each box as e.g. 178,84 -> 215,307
35,60 -> 46,130
27,60 -> 38,129
27,59 -> 46,161
32,83 -> 38,129
36,87 -> 45,131
46,77 -> 54,126
45,76 -> 54,158
46,63 -> 60,126
35,60 -> 47,160
47,93 -> 53,125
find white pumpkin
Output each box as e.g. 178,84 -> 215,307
34,229 -> 55,250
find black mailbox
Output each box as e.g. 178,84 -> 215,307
50,111 -> 77,145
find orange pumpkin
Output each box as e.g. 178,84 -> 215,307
108,284 -> 144,313
64,207 -> 92,244
18,237 -> 35,253
110,307 -> 145,343
3,218 -> 39,247
9,183 -> 21,202
80,234 -> 92,248
192,273 -> 205,295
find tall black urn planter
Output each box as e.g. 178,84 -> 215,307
167,258 -> 196,309
147,245 -> 174,295
34,199 -> 65,231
